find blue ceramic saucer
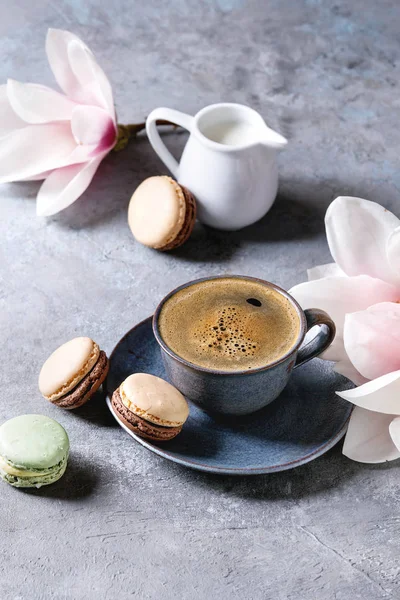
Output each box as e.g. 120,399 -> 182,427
106,317 -> 353,475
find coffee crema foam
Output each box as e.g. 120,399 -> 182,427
158,278 -> 300,371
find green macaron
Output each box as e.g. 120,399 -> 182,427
0,414 -> 69,488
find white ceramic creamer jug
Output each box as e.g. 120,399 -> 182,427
146,103 -> 287,230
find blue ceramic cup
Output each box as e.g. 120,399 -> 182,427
153,276 -> 336,416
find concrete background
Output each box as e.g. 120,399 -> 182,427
1,0 -> 400,598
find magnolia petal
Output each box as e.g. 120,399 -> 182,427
0,122 -> 78,183
307,263 -> 346,281
71,105 -> 115,147
387,226 -> 400,282
46,29 -> 85,98
289,275 -> 398,361
343,406 -> 400,463
334,360 -> 369,386
0,84 -> 26,135
6,138 -> 93,183
344,303 -> 400,380
20,170 -> 54,181
7,79 -> 76,124
389,417 -> 400,451
36,153 -> 105,216
336,369 -> 400,415
326,196 -> 400,286
46,28 -> 115,119
67,143 -> 98,164
67,39 -> 115,118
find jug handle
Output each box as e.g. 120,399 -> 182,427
146,108 -> 193,178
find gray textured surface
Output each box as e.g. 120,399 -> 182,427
0,0 -> 399,598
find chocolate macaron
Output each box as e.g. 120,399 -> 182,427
111,373 -> 189,441
39,337 -> 109,409
128,176 -> 196,250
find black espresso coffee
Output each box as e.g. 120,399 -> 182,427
158,278 -> 300,371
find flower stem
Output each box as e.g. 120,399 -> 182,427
114,120 -> 177,152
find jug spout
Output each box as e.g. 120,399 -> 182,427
259,126 -> 288,150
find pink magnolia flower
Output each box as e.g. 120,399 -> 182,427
290,196 -> 400,463
0,29 -> 117,216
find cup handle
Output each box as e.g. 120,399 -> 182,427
146,108 -> 194,178
294,309 -> 336,369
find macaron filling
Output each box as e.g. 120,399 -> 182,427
159,185 -> 197,251
154,177 -> 187,249
0,454 -> 68,488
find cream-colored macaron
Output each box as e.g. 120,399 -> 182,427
39,337 -> 109,411
128,176 -> 196,251
39,337 -> 100,401
119,373 -> 189,427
